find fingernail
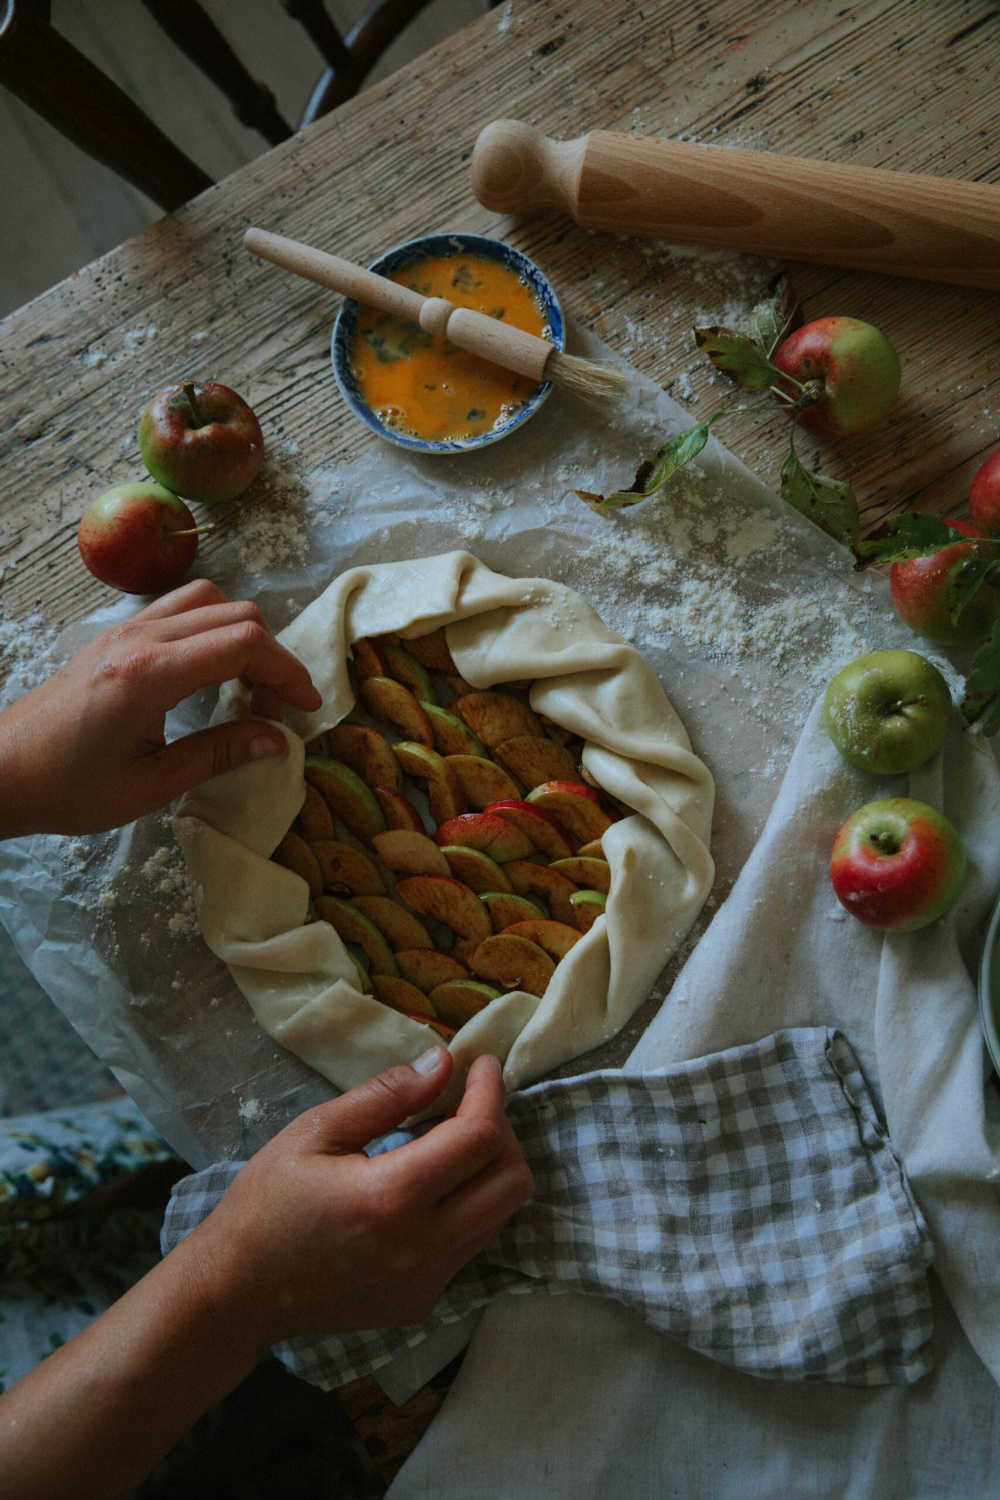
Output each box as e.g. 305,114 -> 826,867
481,1053 -> 503,1075
412,1046 -> 446,1075
249,733 -> 283,760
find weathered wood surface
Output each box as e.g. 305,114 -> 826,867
1,0 -> 997,1471
1,0 -> 998,660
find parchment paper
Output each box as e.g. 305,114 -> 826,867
0,333 -> 917,1167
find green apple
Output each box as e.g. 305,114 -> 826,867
823,650 -> 951,775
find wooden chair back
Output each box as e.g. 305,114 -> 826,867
0,0 -> 442,211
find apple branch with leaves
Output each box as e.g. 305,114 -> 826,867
576,281 -> 861,548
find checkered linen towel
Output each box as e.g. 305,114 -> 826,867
162,1028 -> 933,1389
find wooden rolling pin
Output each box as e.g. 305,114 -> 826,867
471,119 -> 1000,290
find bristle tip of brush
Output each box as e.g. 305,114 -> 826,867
545,350 -> 630,405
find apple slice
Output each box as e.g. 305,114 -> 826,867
351,638 -> 388,682
422,703 -> 488,758
305,758 -> 385,844
272,832 -> 323,898
445,673 -> 474,699
311,840 -> 384,896
414,1014 -> 459,1042
359,676 -> 433,746
395,874 -> 491,942
493,735 -> 579,789
299,783 -> 336,841
372,786 -> 424,833
440,846 -> 512,894
471,934 -> 555,998
396,948 -> 470,991
577,837 -> 605,860
503,919 -> 581,961
405,627 -> 456,674
315,896 -> 399,975
382,643 -> 435,704
305,731 -> 330,757
428,980 -> 500,1028
351,895 -> 434,951
526,782 -> 615,843
485,800 -> 574,860
454,691 -> 542,748
346,950 -> 371,992
393,742 -> 466,823
570,889 -> 607,933
504,860 -> 579,925
550,857 -> 611,895
372,974 -> 439,1017
481,892 -> 546,930
446,755 -> 522,809
373,830 -> 450,877
451,935 -> 480,967
435,813 -> 532,863
327,724 -> 403,792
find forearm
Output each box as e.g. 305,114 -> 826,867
0,707 -> 48,840
0,1234 -> 264,1500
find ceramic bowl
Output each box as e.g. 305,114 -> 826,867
331,232 -> 564,454
979,889 -> 1000,1074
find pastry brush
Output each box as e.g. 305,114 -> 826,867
243,228 -> 628,405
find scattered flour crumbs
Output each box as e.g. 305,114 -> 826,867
232,447 -> 310,580
138,845 -> 201,939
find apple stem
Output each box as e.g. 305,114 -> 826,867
171,525 -> 217,537
873,831 -> 898,855
770,369 -> 806,393
183,382 -> 203,427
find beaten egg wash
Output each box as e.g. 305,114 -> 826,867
350,253 -> 550,443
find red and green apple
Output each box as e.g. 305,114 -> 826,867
889,520 -> 1000,647
138,381 -> 264,503
773,316 -> 901,436
830,796 -> 965,932
77,482 -> 202,594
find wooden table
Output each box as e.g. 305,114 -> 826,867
1,0 -> 997,1483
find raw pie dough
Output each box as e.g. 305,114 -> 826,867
175,554 -> 715,1103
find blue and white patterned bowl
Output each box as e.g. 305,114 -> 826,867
331,232 -> 564,454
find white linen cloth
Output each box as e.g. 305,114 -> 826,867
384,698 -> 1000,1498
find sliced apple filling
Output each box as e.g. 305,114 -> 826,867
271,630 -> 621,1035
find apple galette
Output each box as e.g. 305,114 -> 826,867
175,554 -> 714,1099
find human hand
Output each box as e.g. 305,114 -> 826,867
185,1048 -> 533,1350
0,578 -> 321,838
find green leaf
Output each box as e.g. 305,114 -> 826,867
948,555 -> 1000,624
855,512 -> 966,565
778,438 -> 859,547
693,326 -> 783,392
742,273 -> 800,359
575,414 -> 725,512
962,616 -> 1000,735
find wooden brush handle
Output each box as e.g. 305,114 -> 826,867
471,120 -> 1000,290
243,227 -> 553,380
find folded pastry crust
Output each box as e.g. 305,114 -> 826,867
175,553 -> 715,1102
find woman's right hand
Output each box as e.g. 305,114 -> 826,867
184,1047 -> 533,1350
